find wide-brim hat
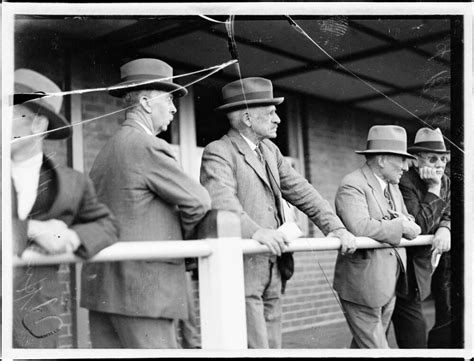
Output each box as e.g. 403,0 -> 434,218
109,58 -> 188,98
408,127 -> 449,154
356,125 -> 415,159
216,77 -> 284,112
14,69 -> 71,140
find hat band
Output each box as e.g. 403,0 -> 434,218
122,73 -> 173,84
14,83 -> 57,113
366,139 -> 407,152
224,90 -> 274,104
412,141 -> 446,150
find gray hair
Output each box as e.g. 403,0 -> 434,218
122,89 -> 154,109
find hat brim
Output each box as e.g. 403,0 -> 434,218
355,149 -> 416,159
108,80 -> 188,98
23,102 -> 71,140
215,97 -> 284,112
407,146 -> 450,154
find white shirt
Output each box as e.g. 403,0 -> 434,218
374,173 -> 388,193
11,152 -> 43,220
240,133 -> 259,156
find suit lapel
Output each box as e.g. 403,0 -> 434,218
227,129 -> 271,189
32,156 -> 68,220
362,164 -> 390,216
260,140 -> 281,194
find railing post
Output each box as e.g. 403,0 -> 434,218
197,210 -> 247,349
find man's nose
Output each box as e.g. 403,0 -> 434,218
273,114 -> 281,124
401,159 -> 409,171
170,103 -> 177,114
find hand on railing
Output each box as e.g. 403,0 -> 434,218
326,228 -> 357,255
251,228 -> 289,256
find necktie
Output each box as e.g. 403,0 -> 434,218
256,144 -> 285,226
384,186 -> 394,210
383,185 -> 408,294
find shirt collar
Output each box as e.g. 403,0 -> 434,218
135,120 -> 154,136
240,133 -> 258,151
11,152 -> 43,170
374,173 -> 388,192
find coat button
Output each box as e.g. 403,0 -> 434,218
389,251 -> 394,255
268,206 -> 273,211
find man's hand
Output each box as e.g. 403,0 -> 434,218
418,166 -> 442,196
27,219 -> 81,255
400,219 -> 421,240
432,227 -> 450,253
252,228 -> 289,256
328,228 -> 357,255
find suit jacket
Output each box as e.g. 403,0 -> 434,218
80,117 -> 211,319
333,163 -> 409,308
200,129 -> 345,292
398,168 -> 451,301
13,155 -> 118,348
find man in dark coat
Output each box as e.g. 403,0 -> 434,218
11,69 -> 118,348
392,127 -> 451,348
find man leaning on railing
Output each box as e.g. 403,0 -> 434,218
333,125 -> 421,349
11,69 -> 119,348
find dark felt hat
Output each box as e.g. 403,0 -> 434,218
216,77 -> 284,112
108,58 -> 188,98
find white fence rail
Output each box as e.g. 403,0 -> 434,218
12,210 -> 434,349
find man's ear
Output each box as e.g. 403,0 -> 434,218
242,112 -> 251,127
139,95 -> 152,114
31,114 -> 49,135
412,157 -> 419,168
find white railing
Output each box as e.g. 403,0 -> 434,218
12,210 -> 434,349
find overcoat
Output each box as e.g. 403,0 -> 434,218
13,155 -> 118,348
200,129 -> 345,293
398,168 -> 450,301
80,118 -> 211,319
333,164 -> 409,308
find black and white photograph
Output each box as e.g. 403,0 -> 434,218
1,2 -> 472,359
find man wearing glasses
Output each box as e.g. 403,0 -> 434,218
392,127 -> 451,348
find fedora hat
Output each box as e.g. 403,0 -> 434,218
356,125 -> 415,159
109,58 -> 188,98
216,77 -> 284,112
14,69 -> 71,140
408,127 -> 449,154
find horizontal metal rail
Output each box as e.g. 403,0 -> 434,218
13,235 -> 433,267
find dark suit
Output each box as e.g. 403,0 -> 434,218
333,164 -> 409,348
200,129 -> 344,348
80,116 -> 211,348
13,155 -> 118,348
393,168 -> 451,348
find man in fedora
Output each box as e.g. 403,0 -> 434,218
392,127 -> 452,348
80,58 -> 211,348
200,77 -> 357,348
11,69 -> 118,348
333,125 -> 421,348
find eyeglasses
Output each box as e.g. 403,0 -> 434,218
419,154 -> 449,164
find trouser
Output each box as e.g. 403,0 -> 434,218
428,252 -> 454,348
88,310 -> 177,348
177,271 -> 201,349
340,296 -> 396,349
244,256 -> 282,349
392,295 -> 427,348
